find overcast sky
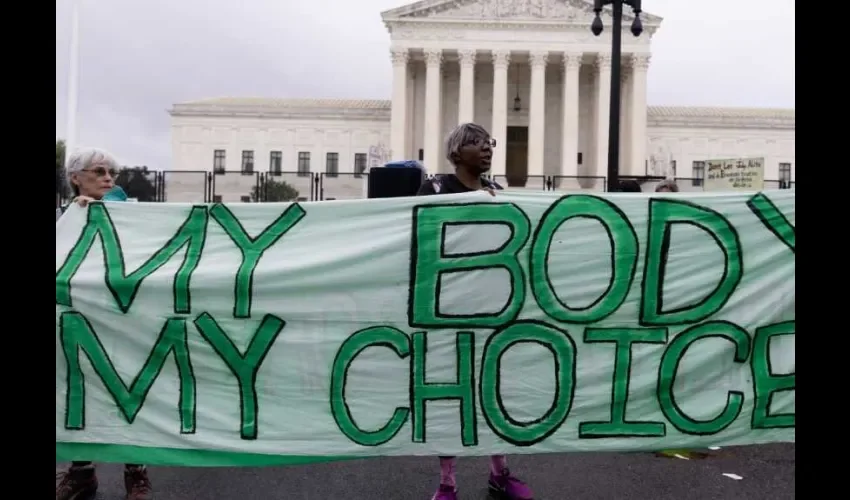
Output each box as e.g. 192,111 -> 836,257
55,0 -> 795,169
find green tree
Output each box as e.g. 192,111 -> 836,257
116,166 -> 158,201
56,140 -> 66,196
56,139 -> 66,170
252,178 -> 300,202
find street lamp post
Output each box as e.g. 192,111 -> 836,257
591,0 -> 643,192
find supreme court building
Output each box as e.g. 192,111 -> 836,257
168,0 -> 795,201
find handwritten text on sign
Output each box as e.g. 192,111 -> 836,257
55,191 -> 795,465
705,158 -> 765,191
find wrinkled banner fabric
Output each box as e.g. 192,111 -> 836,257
56,190 -> 795,467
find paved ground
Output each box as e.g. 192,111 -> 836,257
58,443 -> 794,500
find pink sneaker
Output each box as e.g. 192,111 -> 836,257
488,468 -> 534,499
431,483 -> 458,500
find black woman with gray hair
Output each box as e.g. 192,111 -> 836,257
56,147 -> 153,500
416,123 -> 534,500
417,122 -> 503,197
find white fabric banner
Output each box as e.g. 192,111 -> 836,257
55,190 -> 795,466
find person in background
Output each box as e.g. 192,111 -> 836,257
618,179 -> 642,192
56,147 -> 153,500
56,167 -> 63,211
416,123 -> 533,500
655,179 -> 679,193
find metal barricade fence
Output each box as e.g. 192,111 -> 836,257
54,169 -> 797,205
620,175 -> 667,193
162,171 -> 211,202
126,169 -> 161,201
319,172 -> 369,200
673,177 -> 705,192
618,177 -> 795,193
212,171 -> 262,202
427,174 -> 566,192
547,175 -> 607,192
489,174 -> 549,191
263,171 -> 317,201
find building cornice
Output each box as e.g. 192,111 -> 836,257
170,100 -> 794,130
648,115 -> 795,131
384,18 -> 659,36
647,106 -> 794,130
380,0 -> 664,25
169,103 -> 391,121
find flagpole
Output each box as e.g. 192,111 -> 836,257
65,0 -> 81,159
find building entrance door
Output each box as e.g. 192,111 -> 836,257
505,126 -> 529,187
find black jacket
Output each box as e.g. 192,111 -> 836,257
416,174 -> 503,196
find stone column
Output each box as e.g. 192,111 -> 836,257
423,49 -> 444,173
458,49 -> 477,124
560,52 -> 582,179
490,50 -> 510,179
527,51 -> 548,178
594,53 -> 612,178
629,54 -> 650,177
389,48 -> 409,161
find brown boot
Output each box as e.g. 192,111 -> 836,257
124,465 -> 153,500
56,463 -> 98,500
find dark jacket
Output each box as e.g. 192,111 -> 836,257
416,174 -> 503,196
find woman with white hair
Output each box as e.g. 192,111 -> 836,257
416,123 -> 534,500
58,147 -> 120,209
56,147 -> 153,500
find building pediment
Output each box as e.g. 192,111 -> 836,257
381,0 -> 663,25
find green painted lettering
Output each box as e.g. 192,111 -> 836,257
408,203 -> 531,328
746,193 -> 795,253
641,199 -> 743,325
209,203 -> 306,319
60,311 -> 196,434
657,321 -> 750,435
193,312 -> 285,440
479,321 -> 577,446
751,321 -> 795,429
530,195 -> 639,323
56,204 -> 208,314
411,331 -> 477,446
579,327 -> 667,438
330,326 -> 411,446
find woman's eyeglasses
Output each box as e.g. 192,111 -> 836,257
83,166 -> 118,178
468,137 -> 497,148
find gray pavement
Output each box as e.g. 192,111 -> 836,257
59,443 -> 794,500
